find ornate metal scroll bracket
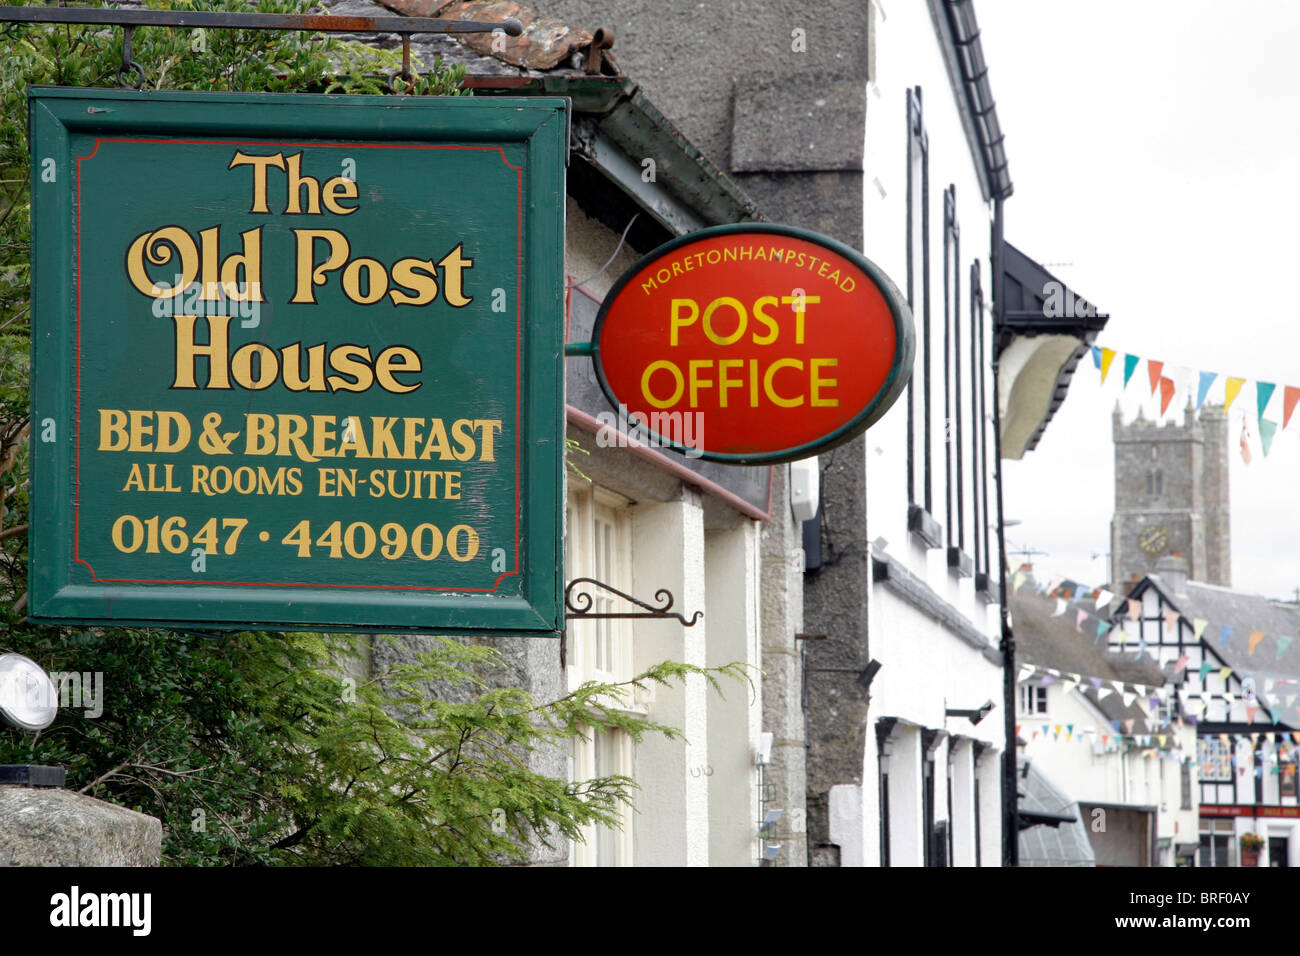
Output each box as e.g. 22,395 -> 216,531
565,577 -> 702,627
561,577 -> 701,669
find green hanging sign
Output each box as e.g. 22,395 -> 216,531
27,88 -> 566,635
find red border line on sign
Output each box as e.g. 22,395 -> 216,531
74,137 -> 523,592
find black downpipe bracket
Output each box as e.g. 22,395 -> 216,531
989,197 -> 1017,866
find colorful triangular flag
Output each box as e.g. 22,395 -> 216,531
1100,348 -> 1117,383
1284,385 -> 1300,430
1220,625 -> 1235,648
1261,419 -> 1278,456
1258,381 -> 1276,420
1159,376 -> 1176,416
1250,631 -> 1266,655
1124,354 -> 1140,387
1225,376 -> 1246,412
1196,370 -> 1217,410
1193,618 -> 1208,642
1278,636 -> 1294,661
1148,360 -> 1164,395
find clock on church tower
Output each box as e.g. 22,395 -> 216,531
1138,524 -> 1168,557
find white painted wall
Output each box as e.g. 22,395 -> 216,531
704,521 -> 763,866
851,0 -> 1006,867
630,490 -> 710,866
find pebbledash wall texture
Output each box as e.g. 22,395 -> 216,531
1110,402 -> 1230,590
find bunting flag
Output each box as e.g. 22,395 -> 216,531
1220,666 -> 1233,682
1100,348 -> 1117,383
1198,661 -> 1213,681
1123,353 -> 1140,387
1164,609 -> 1180,633
1250,631 -> 1266,655
1220,625 -> 1235,648
1098,687 -> 1114,700
1175,653 -> 1189,674
1147,360 -> 1164,395
1018,663 -> 1036,682
1247,705 -> 1259,725
1128,598 -> 1141,621
1240,420 -> 1252,464
1159,376 -> 1176,415
1193,618 -> 1209,641
1196,370 -> 1217,409
1095,588 -> 1114,611
1054,599 -> 1067,617
1124,718 -> 1135,733
1097,620 -> 1112,640
1091,346 -> 1101,370
1076,609 -> 1088,631
1279,636 -> 1294,661
1013,572 -> 1027,592
1225,376 -> 1246,412
1260,419 -> 1278,457
1285,385 -> 1300,429
1257,381 -> 1276,420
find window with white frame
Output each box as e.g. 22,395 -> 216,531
565,483 -> 635,866
1198,736 -> 1232,781
1018,683 -> 1047,715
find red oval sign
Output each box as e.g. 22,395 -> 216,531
592,223 -> 914,463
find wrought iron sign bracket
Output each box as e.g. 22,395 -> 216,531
0,6 -> 523,91
560,577 -> 702,668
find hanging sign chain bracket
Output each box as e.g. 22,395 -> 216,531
565,577 -> 702,627
560,577 -> 701,670
1,6 -> 522,91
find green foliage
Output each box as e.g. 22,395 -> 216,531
0,1 -> 747,865
2,627 -> 748,865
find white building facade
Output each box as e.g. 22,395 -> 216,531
808,0 -> 1007,866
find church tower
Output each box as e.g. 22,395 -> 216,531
1110,402 -> 1230,589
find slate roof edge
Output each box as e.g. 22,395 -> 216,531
927,0 -> 1012,202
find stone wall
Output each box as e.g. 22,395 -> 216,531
0,786 -> 162,866
1111,404 -> 1229,588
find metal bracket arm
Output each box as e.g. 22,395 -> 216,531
564,577 -> 702,627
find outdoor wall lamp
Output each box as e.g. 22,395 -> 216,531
0,653 -> 58,731
946,699 -> 996,725
0,652 -> 66,788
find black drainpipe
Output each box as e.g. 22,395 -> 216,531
989,195 -> 1017,866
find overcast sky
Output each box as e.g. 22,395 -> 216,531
974,0 -> 1300,601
